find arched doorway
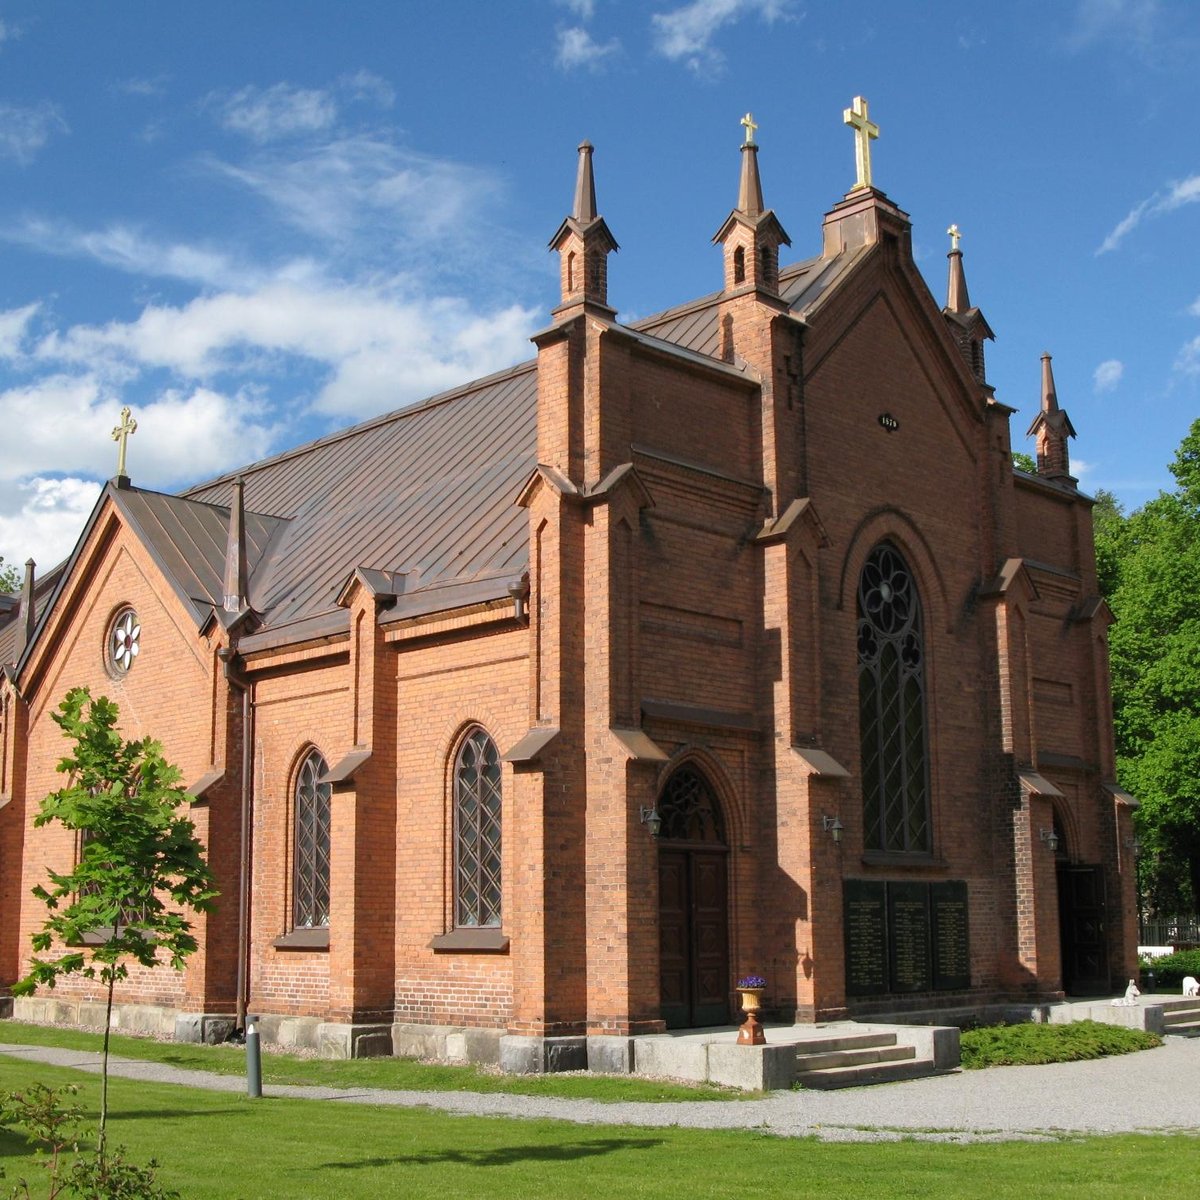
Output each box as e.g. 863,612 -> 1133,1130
656,764 -> 730,1028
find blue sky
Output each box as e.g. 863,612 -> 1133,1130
0,0 -> 1197,574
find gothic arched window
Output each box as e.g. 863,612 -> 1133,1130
293,749 -> 331,929
857,543 -> 930,853
454,727 -> 502,928
657,765 -> 726,843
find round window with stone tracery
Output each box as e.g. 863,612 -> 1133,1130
106,607 -> 141,676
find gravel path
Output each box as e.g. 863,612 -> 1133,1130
3,1038 -> 1199,1145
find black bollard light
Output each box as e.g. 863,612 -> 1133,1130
246,1013 -> 262,1099
1145,968 -> 1157,996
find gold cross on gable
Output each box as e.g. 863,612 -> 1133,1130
111,405 -> 137,478
740,111 -> 758,147
843,95 -> 879,191
947,223 -> 962,251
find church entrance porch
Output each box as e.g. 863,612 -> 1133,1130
655,765 -> 730,1029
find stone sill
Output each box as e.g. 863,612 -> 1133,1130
429,929 -> 510,953
273,927 -> 330,950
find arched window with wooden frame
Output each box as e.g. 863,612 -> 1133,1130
293,748 -> 331,930
857,542 -> 931,853
453,726 -> 502,929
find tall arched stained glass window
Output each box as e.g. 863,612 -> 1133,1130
857,544 -> 930,853
454,727 -> 502,928
293,749 -> 331,929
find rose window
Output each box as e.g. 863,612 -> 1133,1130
108,608 -> 141,675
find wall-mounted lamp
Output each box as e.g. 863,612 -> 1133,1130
822,815 -> 844,844
1039,827 -> 1060,853
639,806 -> 663,839
1125,836 -> 1141,854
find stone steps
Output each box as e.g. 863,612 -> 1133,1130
1162,1000 -> 1200,1037
793,1042 -> 916,1073
791,1030 -> 945,1090
629,1022 -> 959,1091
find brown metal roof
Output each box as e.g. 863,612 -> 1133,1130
185,362 -> 538,641
117,488 -> 285,626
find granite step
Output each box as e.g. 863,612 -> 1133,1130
793,1054 -> 944,1090
793,1042 -> 915,1073
782,1031 -> 899,1057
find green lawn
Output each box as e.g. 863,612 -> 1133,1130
0,1059 -> 1193,1199
0,1020 -> 747,1102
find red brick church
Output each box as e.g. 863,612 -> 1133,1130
0,102 -> 1137,1066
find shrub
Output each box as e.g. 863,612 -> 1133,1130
1142,948 -> 1200,989
0,1083 -> 178,1199
960,1021 -> 1161,1070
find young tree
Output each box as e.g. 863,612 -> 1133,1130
13,687 -> 218,1160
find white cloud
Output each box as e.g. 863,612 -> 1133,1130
1070,0 -> 1161,50
0,101 -> 67,164
1097,172 -> 1200,253
1176,334 -> 1200,375
1093,359 -> 1124,392
114,75 -> 168,98
0,477 -> 101,573
214,82 -> 338,143
33,281 -> 537,418
556,27 -> 621,70
557,0 -> 597,16
651,0 -> 795,74
340,69 -> 395,109
0,373 -> 277,487
6,218 -> 265,291
0,303 -> 40,359
205,134 -> 507,256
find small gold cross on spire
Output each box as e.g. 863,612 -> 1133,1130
947,223 -> 962,251
740,111 -> 758,147
843,95 -> 879,191
111,406 -> 137,479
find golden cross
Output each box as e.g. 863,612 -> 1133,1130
111,406 -> 137,478
740,111 -> 758,147
947,223 -> 962,251
843,95 -> 879,191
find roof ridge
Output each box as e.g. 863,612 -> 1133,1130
183,357 -> 538,498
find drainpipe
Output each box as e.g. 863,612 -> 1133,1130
218,646 -> 254,1032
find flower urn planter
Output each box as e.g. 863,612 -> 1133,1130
736,985 -> 766,1046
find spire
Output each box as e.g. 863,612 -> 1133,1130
938,224 -> 993,385
945,224 -> 970,314
737,112 -> 764,216
572,140 -> 597,223
1040,352 -> 1058,412
223,477 -> 247,613
713,113 -> 789,296
549,140 -> 619,315
16,558 -> 35,657
1025,353 -> 1077,480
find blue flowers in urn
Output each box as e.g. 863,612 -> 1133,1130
737,975 -> 766,990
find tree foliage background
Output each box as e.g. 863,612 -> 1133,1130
0,555 -> 19,594
1094,419 -> 1200,913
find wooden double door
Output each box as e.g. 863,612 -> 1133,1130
1058,864 -> 1110,996
658,847 -> 730,1028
